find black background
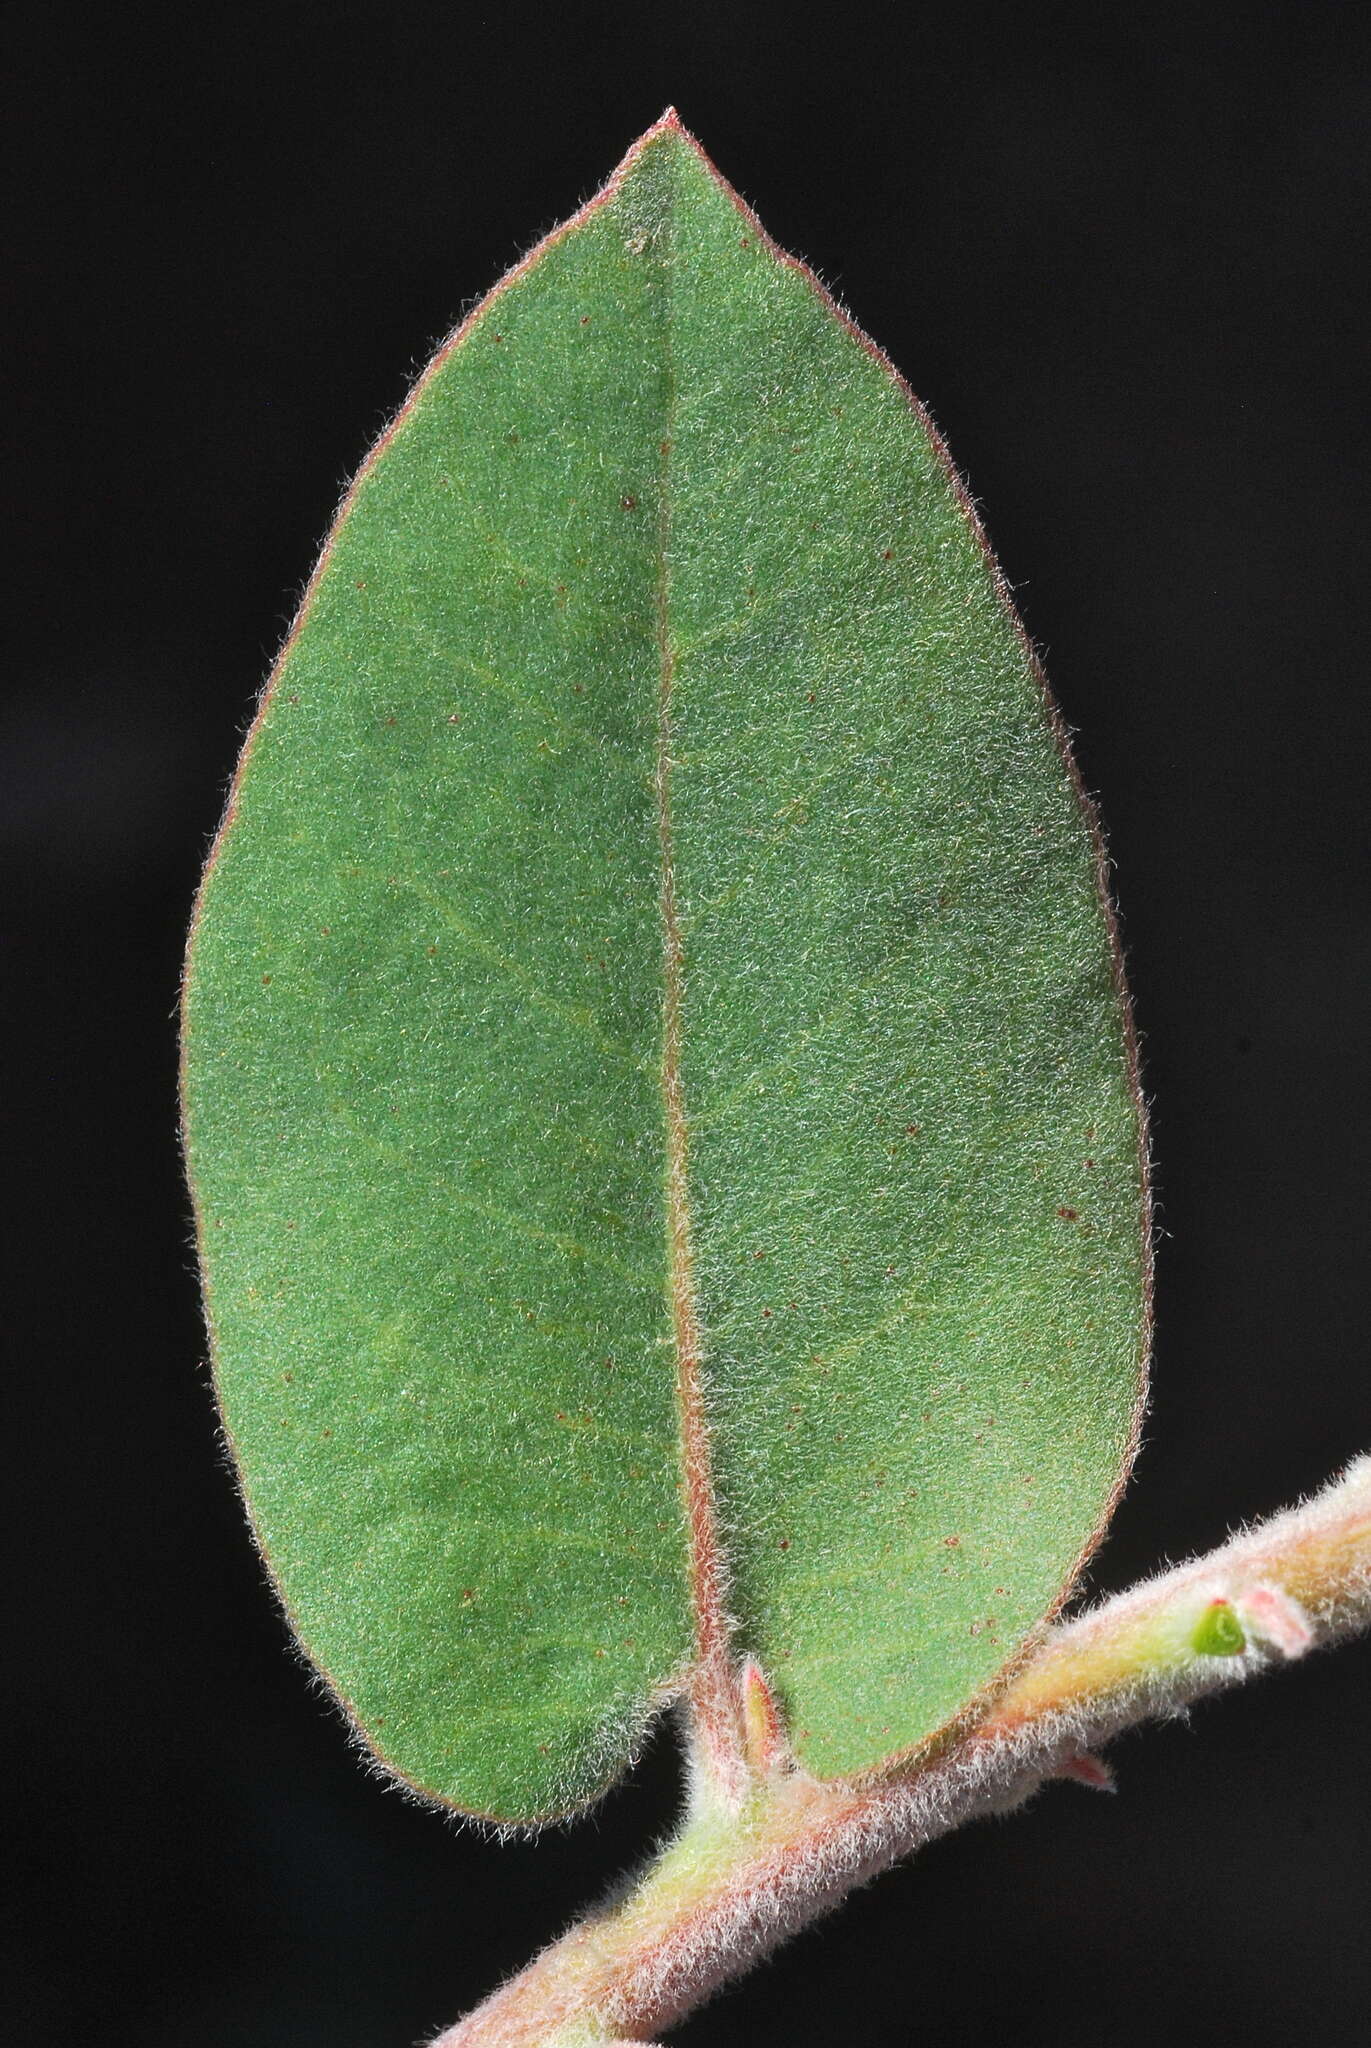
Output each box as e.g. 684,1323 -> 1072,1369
9,4 -> 1370,2044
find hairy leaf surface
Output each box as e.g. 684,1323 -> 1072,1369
182,115 -> 1149,1820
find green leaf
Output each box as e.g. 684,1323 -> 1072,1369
182,113 -> 1149,1822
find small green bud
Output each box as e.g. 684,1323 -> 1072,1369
1191,1598 -> 1246,1657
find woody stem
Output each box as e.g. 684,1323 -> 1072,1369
434,1457 -> 1371,2047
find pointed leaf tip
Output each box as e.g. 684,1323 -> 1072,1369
650,105 -> 701,148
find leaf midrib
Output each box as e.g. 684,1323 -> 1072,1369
647,151 -> 736,1765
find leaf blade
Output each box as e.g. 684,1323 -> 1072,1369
182,116 -> 1148,1819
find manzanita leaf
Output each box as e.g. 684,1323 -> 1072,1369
182,113 -> 1149,1822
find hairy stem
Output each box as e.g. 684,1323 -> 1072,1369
433,1457 -> 1371,2047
